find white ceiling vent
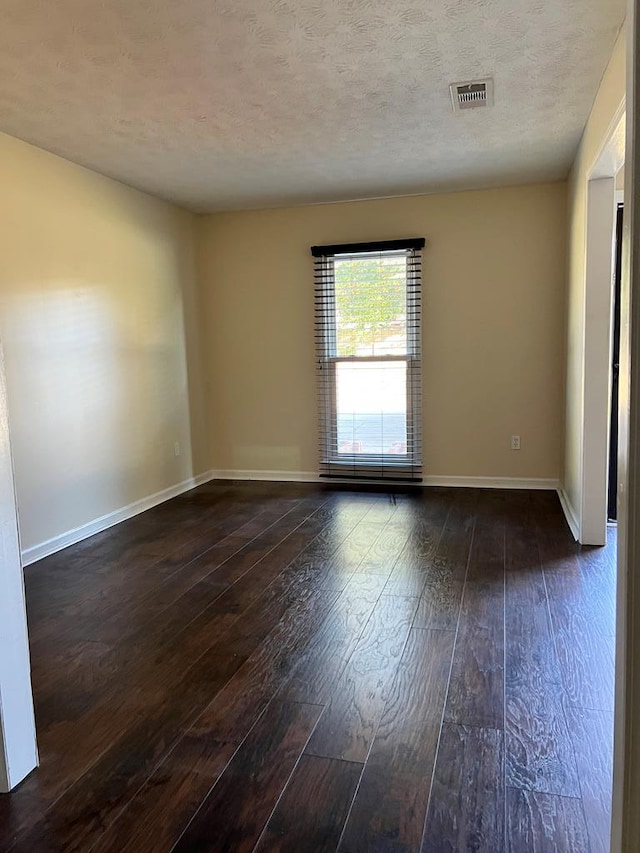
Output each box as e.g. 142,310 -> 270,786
450,79 -> 494,113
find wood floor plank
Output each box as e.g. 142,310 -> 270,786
543,571 -> 615,712
31,497 -> 348,728
304,594 -> 419,763
442,497 -> 505,731
281,574 -> 388,704
19,578 -> 340,853
306,522 -> 397,590
33,489 -> 279,582
172,700 -> 323,853
421,723 -> 505,853
414,572 -> 465,633
577,534 -> 617,637
533,498 -> 581,568
33,511 -> 336,751
339,719 -> 441,853
261,515 -> 385,599
505,603 -> 562,692
381,535 -> 435,596
505,605 -> 579,797
354,521 -> 411,575
505,513 -> 547,608
255,755 -> 362,853
87,580 -> 342,853
90,735 -> 238,853
338,629 -> 454,852
23,552 -> 97,603
189,587 -> 343,746
543,558 -> 615,644
564,706 -> 614,853
362,497 -> 405,524
380,499 -> 452,598
8,650 -> 246,853
5,544 -> 343,849
382,561 -> 430,598
413,500 -> 475,630
466,517 -> 505,584
506,788 -> 590,853
372,627 -> 455,731
444,581 -> 504,729
506,690 -> 580,798
27,494 -> 302,647
393,490 -> 452,549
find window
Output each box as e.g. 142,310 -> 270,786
312,238 -> 424,481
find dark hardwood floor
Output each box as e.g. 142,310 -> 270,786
0,482 -> 616,852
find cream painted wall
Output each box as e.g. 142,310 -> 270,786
564,26 -> 626,519
197,183 -> 567,481
0,132 -> 208,552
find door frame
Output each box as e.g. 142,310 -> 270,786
580,104 -> 626,546
612,4 -> 640,849
0,338 -> 37,792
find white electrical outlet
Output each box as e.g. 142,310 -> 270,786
174,441 -> 181,457
511,435 -> 521,450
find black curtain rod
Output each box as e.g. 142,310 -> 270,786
311,238 -> 426,257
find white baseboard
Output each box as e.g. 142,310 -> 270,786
21,470 -> 215,566
421,475 -> 560,491
557,487 -> 581,541
211,469 -> 560,491
211,469 -> 319,483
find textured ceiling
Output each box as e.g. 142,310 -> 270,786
0,0 -> 626,211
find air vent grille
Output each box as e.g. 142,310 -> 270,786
450,79 -> 494,112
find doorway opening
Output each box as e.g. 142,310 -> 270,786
608,202 -> 624,523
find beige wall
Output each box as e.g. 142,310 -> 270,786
197,183 -> 567,481
564,26 -> 626,517
0,132 -> 208,553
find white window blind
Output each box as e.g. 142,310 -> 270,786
312,238 -> 424,481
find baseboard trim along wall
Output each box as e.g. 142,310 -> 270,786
211,469 -> 560,491
423,475 -> 560,490
21,470 -> 216,566
557,487 -> 581,541
212,469 -> 321,483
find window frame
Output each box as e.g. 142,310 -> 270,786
312,238 -> 424,481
